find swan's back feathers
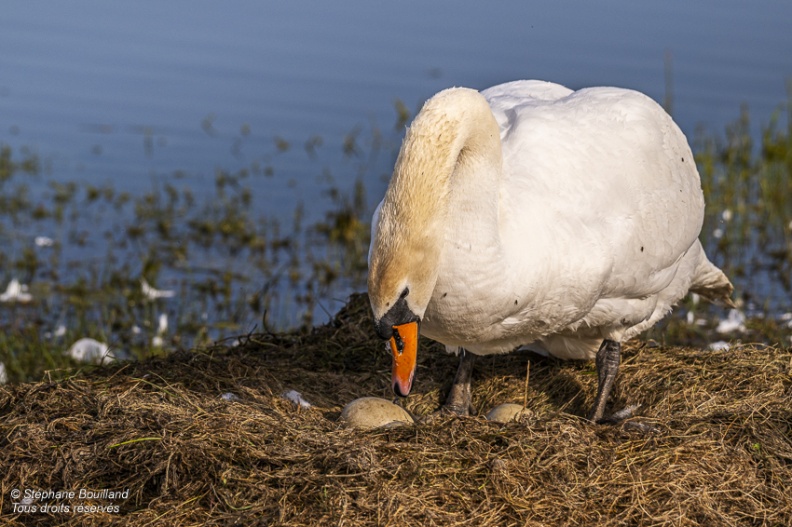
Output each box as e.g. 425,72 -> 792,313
481,83 -> 728,353
482,80 -> 573,105
482,80 -> 574,136
491,85 -> 706,299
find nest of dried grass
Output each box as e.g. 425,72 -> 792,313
2,293 -> 792,526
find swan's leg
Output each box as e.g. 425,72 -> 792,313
442,348 -> 477,416
588,339 -> 620,423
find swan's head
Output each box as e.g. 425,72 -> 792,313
368,220 -> 440,397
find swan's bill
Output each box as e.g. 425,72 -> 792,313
390,321 -> 419,397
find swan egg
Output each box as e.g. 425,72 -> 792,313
486,403 -> 532,423
339,397 -> 414,430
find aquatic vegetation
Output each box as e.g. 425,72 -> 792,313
0,118 -> 384,381
696,96 -> 792,311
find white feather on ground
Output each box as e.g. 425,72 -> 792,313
65,338 -> 129,365
283,390 -> 312,408
0,279 -> 32,303
141,279 -> 175,300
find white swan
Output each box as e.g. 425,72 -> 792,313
367,80 -> 734,422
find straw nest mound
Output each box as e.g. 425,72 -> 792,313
2,293 -> 792,526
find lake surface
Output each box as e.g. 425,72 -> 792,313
0,1 -> 791,334
2,1 -> 791,203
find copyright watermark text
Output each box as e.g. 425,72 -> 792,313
9,487 -> 129,514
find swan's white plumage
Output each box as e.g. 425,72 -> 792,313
368,80 -> 732,361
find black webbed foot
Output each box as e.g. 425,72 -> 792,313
588,339 -> 621,423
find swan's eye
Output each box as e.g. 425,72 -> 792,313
400,287 -> 409,299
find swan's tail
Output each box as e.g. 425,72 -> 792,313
689,247 -> 736,308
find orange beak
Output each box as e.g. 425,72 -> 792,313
389,321 -> 419,397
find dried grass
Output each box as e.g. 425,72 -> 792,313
2,293 -> 791,526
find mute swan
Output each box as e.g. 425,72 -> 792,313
367,80 -> 734,422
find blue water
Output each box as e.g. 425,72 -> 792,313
0,0 -> 791,329
2,1 -> 790,210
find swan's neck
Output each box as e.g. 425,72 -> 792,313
369,87 -> 502,317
